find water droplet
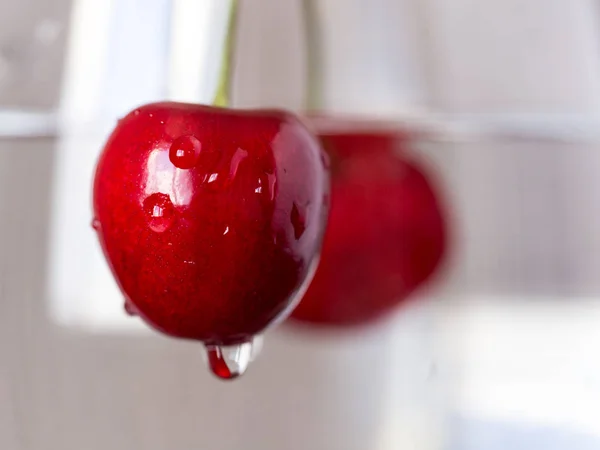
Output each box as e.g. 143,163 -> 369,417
204,340 -> 257,380
91,218 -> 101,230
133,110 -> 140,116
223,226 -> 229,235
143,193 -> 175,233
229,148 -> 248,181
169,135 -> 202,169
124,299 -> 137,316
291,202 -> 307,240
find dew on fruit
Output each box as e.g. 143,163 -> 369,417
143,193 -> 175,232
207,173 -> 219,184
124,299 -> 137,316
291,202 -> 307,240
203,338 -> 261,380
91,218 -> 101,230
133,110 -> 140,116
169,135 -> 202,169
223,226 -> 229,235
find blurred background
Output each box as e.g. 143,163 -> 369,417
2,0 -> 600,449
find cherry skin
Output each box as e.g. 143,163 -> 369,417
289,117 -> 447,327
93,102 -> 329,345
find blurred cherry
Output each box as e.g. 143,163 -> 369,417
289,116 -> 448,327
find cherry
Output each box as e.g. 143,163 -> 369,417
289,117 -> 447,327
93,102 -> 329,351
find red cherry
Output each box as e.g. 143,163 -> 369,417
289,117 -> 447,327
93,102 -> 329,347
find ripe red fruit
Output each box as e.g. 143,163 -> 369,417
289,117 -> 447,327
93,102 -> 329,346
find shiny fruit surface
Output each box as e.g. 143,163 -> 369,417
93,102 -> 329,345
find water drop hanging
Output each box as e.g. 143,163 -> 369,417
204,342 -> 252,380
203,335 -> 263,380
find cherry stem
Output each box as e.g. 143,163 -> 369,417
213,0 -> 240,108
302,0 -> 324,112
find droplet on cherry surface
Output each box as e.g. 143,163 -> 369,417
169,135 -> 202,169
204,336 -> 262,380
124,299 -> 138,316
143,193 -> 176,233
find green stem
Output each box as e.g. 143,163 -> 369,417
301,0 -> 323,111
213,0 -> 239,108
